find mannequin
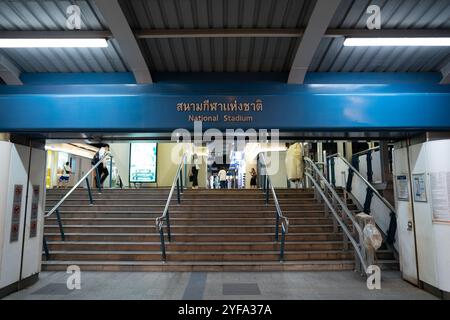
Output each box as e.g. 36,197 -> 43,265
285,142 -> 304,188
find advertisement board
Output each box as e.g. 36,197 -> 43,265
129,143 -> 157,183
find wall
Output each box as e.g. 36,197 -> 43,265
394,140 -> 450,294
0,142 -> 45,295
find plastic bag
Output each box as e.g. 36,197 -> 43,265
363,223 -> 383,250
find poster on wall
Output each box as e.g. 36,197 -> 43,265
412,173 -> 427,202
430,172 -> 450,222
129,143 -> 157,183
396,175 -> 409,201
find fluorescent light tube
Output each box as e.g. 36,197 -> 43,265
343,37 -> 450,47
0,38 -> 108,48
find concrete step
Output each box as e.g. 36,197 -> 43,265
45,204 -> 329,212
50,210 -> 328,218
45,198 -> 321,206
46,241 -> 346,252
45,217 -> 335,226
44,232 -> 345,242
41,260 -> 356,272
44,224 -> 339,234
43,250 -> 355,262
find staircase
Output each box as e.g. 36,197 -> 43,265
43,187 -> 398,271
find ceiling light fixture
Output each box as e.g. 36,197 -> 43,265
0,38 -> 108,48
343,37 -> 450,47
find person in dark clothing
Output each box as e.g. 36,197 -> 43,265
250,168 -> 257,188
92,145 -> 110,188
191,153 -> 199,189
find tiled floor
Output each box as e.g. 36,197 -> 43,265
3,271 -> 436,300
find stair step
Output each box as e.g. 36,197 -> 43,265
44,225 -> 338,233
46,241 -> 346,251
45,217 -> 334,226
42,260 -> 356,272
44,232 -> 345,242
43,250 -> 355,261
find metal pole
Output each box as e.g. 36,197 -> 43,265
180,168 -> 184,193
176,178 -> 180,204
43,236 -> 50,260
159,227 -> 167,261
85,177 -> 93,205
55,208 -> 65,241
275,210 -> 280,241
280,225 -> 286,262
166,209 -> 171,242
109,155 -> 113,188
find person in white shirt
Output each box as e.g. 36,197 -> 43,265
58,161 -> 72,188
218,167 -> 227,189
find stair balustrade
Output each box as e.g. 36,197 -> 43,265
43,152 -> 112,260
304,157 -> 369,275
259,153 -> 289,262
155,153 -> 186,261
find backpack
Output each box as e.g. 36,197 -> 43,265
91,151 -> 100,165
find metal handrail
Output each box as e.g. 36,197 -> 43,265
304,157 -> 368,274
45,152 -> 110,218
304,157 -> 363,236
305,171 -> 368,275
326,153 -> 396,214
259,153 -> 289,261
155,153 -> 186,261
348,146 -> 380,158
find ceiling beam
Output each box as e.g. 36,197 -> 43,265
94,0 -> 152,84
440,61 -> 450,84
2,29 -> 450,40
288,0 -> 341,84
0,54 -> 22,85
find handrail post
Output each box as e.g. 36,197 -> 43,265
55,208 -> 65,241
180,168 -> 184,193
279,224 -> 286,262
166,209 -> 172,242
158,226 -> 167,261
275,210 -> 280,241
85,177 -> 94,205
176,178 -> 181,204
43,236 -> 50,260
109,155 -> 113,188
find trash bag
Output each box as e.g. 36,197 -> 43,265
363,223 -> 383,251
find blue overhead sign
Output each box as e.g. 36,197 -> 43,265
1,73 -> 450,132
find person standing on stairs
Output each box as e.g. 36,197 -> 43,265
191,153 -> 199,189
218,167 -> 227,189
250,168 -> 257,189
92,144 -> 110,188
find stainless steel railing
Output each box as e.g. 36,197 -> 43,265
304,157 -> 368,275
155,153 -> 186,261
259,153 -> 289,261
327,152 -> 396,214
43,153 -> 111,259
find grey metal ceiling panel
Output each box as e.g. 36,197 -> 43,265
0,38 -> 128,73
311,38 -> 450,72
119,0 -> 317,29
0,0 -> 127,73
142,37 -> 299,72
331,0 -> 450,29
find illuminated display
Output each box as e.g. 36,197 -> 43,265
129,143 -> 157,183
